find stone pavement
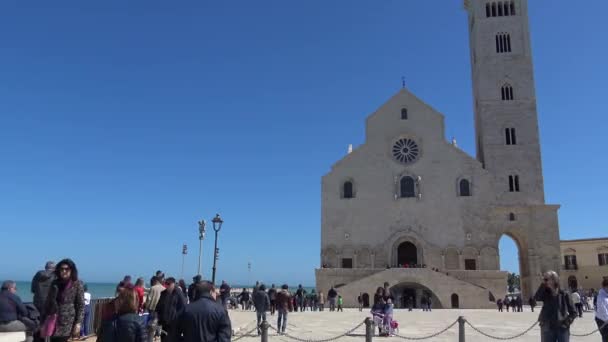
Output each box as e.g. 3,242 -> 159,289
229,308 -> 602,342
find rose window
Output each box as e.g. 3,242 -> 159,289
392,138 -> 420,164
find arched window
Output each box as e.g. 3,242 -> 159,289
501,84 -> 514,101
504,2 -> 510,16
401,108 -> 408,120
492,3 -> 497,17
505,128 -> 517,145
486,3 -> 491,17
509,212 -> 516,221
508,175 -> 520,192
459,179 -> 471,197
497,2 -> 503,16
496,33 -> 512,53
510,1 -> 516,15
400,176 -> 415,198
343,181 -> 354,199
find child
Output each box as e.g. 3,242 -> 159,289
337,295 -> 344,312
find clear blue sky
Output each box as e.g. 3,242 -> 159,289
1,1 -> 606,286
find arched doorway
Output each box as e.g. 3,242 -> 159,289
398,242 -> 417,266
499,233 -> 529,299
362,293 -> 370,308
390,282 -> 443,309
451,294 -> 459,308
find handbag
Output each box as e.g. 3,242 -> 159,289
40,313 -> 57,338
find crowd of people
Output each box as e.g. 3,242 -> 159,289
1,262 -> 608,342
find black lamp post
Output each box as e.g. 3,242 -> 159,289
211,213 -> 223,284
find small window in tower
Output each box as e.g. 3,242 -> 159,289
510,128 -> 517,145
486,3 -> 491,17
343,181 -> 354,199
506,34 -> 511,52
508,175 -> 520,192
459,179 -> 471,197
510,1 -> 516,15
505,128 -> 517,145
509,213 -> 516,221
492,3 -> 497,17
400,176 -> 416,198
501,84 -> 514,101
497,2 -> 503,16
401,108 -> 408,120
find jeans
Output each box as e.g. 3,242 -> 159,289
329,298 -> 336,311
270,300 -> 276,315
256,311 -> 267,334
297,297 -> 304,312
81,305 -> 90,337
540,325 -> 569,342
596,318 -> 608,342
575,303 -> 583,317
277,309 -> 288,333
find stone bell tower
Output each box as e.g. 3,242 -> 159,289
465,0 -> 545,205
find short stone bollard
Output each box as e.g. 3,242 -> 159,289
261,319 -> 269,342
364,317 -> 373,342
457,316 -> 466,342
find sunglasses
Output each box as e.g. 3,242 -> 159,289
59,267 -> 71,272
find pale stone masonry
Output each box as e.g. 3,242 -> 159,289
316,0 -> 563,309
560,237 -> 608,291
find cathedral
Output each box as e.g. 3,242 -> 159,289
316,0 -> 562,309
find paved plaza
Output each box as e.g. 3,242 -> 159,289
230,308 -> 601,342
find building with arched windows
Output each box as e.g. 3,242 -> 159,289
316,0 -> 564,309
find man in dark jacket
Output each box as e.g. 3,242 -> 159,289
252,285 -> 270,335
275,285 -> 292,335
327,287 -> 337,312
535,271 -> 577,342
30,261 -> 55,318
156,278 -> 186,342
188,275 -> 202,303
0,280 -> 36,342
267,284 -> 277,315
180,281 -> 231,342
219,281 -> 231,309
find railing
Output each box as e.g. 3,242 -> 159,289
232,315 -> 608,342
87,298 -> 114,336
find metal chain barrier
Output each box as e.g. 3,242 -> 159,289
233,325 -> 260,341
571,319 -> 608,338
393,319 -> 459,340
465,320 -> 538,340
268,320 -> 366,342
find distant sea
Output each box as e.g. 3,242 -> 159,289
15,281 -> 314,303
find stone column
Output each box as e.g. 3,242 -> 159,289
371,253 -> 376,269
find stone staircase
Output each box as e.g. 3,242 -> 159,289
335,268 -> 495,309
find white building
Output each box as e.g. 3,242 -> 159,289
316,0 -> 562,309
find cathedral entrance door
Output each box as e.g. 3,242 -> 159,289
397,241 -> 417,266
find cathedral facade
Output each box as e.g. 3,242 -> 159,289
316,0 -> 562,309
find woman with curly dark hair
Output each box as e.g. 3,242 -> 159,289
43,259 -> 85,342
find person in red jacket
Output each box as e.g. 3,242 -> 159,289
133,278 -> 145,313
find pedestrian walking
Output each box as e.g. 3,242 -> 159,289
253,284 -> 270,335
426,296 -> 432,311
275,285 -> 293,335
219,280 -> 231,310
594,278 -> 608,342
528,296 -> 536,312
535,270 -> 577,342
188,276 -> 202,303
268,284 -> 277,315
31,261 -> 55,319
318,291 -> 325,311
421,296 -> 427,311
296,285 -> 305,312
101,288 -> 147,342
145,276 -> 165,339
42,259 -> 85,342
497,298 -> 503,312
337,295 -> 343,312
133,278 -> 145,313
180,281 -> 231,342
79,284 -> 91,339
155,278 -> 186,342
357,293 -> 363,312
571,291 -> 583,318
327,287 -> 337,312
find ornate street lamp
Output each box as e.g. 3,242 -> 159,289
197,219 -> 206,276
211,214 -> 224,284
181,244 -> 188,279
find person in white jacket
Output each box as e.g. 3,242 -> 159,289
596,278 -> 608,342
